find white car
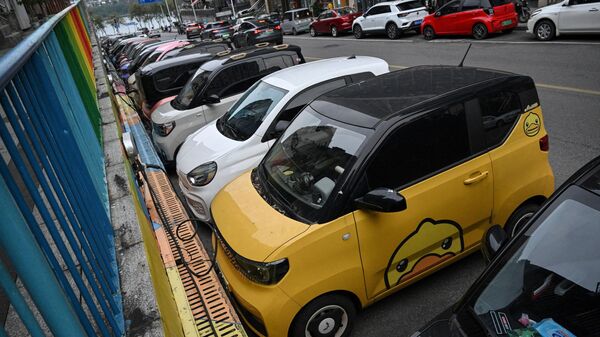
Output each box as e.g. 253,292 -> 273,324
151,45 -> 304,162
352,0 -> 427,39
527,0 -> 600,41
176,56 -> 389,221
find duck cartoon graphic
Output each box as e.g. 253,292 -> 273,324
384,218 -> 464,288
523,111 -> 541,137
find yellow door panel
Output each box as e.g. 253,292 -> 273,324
354,153 -> 493,299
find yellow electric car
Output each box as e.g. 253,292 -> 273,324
211,66 -> 555,337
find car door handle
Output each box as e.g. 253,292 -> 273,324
589,8 -> 599,11
463,171 -> 489,185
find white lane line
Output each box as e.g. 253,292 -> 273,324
285,35 -> 600,46
304,56 -> 600,96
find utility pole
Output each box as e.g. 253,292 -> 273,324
191,0 -> 198,22
230,0 -> 236,17
164,0 -> 173,25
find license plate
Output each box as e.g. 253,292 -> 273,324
222,33 -> 230,38
502,19 -> 512,26
414,19 -> 423,25
265,29 -> 273,32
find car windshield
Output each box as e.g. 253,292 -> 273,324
397,0 -> 424,11
295,9 -> 312,19
172,68 -> 212,110
470,188 -> 600,337
217,81 -> 288,141
260,108 -> 369,222
336,7 -> 356,15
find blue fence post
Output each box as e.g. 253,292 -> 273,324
0,177 -> 88,337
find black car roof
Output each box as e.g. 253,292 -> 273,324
312,65 -> 525,128
140,53 -> 213,74
209,44 -> 303,66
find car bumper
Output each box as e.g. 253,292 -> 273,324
254,33 -> 283,44
215,238 -> 301,337
295,22 -> 311,33
340,21 -> 353,32
526,17 -> 537,33
177,171 -> 213,222
152,131 -> 178,163
187,31 -> 201,38
490,14 -> 518,32
401,19 -> 424,31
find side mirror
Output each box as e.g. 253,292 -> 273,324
354,188 -> 407,213
482,225 -> 507,263
435,11 -> 441,16
205,94 -> 220,104
122,132 -> 138,161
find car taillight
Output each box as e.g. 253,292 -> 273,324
539,135 -> 549,152
254,29 -> 262,34
274,25 -> 281,30
212,29 -> 218,33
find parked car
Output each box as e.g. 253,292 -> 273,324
176,56 -> 389,222
186,23 -> 203,39
281,8 -> 313,35
151,45 -> 305,163
149,29 -> 161,38
231,19 -> 283,48
140,40 -> 191,68
421,0 -> 518,40
211,65 -> 554,337
352,0 -> 427,39
310,7 -> 362,37
137,53 -> 215,120
160,41 -> 230,61
412,155 -> 600,337
201,21 -> 235,40
527,0 -> 600,41
258,12 -> 282,25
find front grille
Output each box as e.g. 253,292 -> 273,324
231,292 -> 268,336
186,196 -> 206,217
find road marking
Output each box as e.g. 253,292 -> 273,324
304,56 -> 600,96
285,35 -> 600,46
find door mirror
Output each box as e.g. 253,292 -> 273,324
482,225 -> 507,263
354,188 -> 407,213
205,94 -> 220,104
435,10 -> 442,16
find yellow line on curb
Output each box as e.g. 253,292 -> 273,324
304,56 -> 600,96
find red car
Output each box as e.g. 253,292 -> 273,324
309,7 -> 362,37
421,0 -> 517,40
185,23 -> 203,39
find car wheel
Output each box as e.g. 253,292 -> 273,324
292,27 -> 297,35
472,23 -> 488,40
422,25 -> 435,40
386,23 -> 399,39
331,25 -> 339,37
505,203 -> 540,238
534,20 -> 555,41
353,25 -> 364,39
310,26 -> 317,37
290,294 -> 356,337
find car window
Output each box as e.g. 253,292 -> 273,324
479,90 -> 521,148
570,0 -> 599,5
284,12 -> 292,21
366,103 -> 471,190
489,0 -> 511,5
318,11 -> 329,19
204,61 -> 260,99
265,78 -> 349,141
440,0 -> 461,14
349,72 -> 375,83
240,22 -> 252,30
337,7 -> 356,15
294,9 -> 312,19
366,6 -> 382,15
397,1 -> 424,11
461,0 -> 482,10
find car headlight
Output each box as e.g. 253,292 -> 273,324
187,161 -> 217,186
153,121 -> 176,136
531,9 -> 542,17
235,255 -> 289,285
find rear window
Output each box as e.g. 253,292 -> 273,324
396,0 -> 424,11
252,19 -> 276,28
336,7 -> 357,15
213,21 -> 228,28
489,0 -> 511,6
294,9 -> 312,19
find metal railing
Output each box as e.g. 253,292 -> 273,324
0,1 -> 123,336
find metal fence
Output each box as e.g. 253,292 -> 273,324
0,2 -> 123,336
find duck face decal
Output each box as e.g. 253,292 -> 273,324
384,218 -> 464,289
523,111 -> 541,137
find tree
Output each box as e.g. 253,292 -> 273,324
92,15 -> 107,36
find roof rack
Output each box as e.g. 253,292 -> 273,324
229,52 -> 247,60
254,42 -> 270,48
216,50 -> 231,57
272,44 -> 289,50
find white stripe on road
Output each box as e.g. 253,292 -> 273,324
304,56 -> 600,96
285,36 -> 415,43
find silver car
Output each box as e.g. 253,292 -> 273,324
281,8 -> 313,35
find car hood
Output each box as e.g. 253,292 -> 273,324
151,96 -> 184,123
536,1 -> 564,13
176,121 -> 241,173
212,171 -> 310,261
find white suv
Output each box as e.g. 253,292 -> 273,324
176,56 -> 389,221
527,0 -> 600,41
352,0 -> 427,39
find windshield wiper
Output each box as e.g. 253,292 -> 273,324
221,120 -> 243,140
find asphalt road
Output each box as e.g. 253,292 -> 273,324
167,29 -> 600,336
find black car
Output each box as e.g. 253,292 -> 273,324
413,155 -> 600,337
137,53 -> 215,120
231,19 -> 283,48
201,21 -> 235,40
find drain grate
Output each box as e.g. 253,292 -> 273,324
145,170 -> 247,337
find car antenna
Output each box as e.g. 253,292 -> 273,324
458,43 -> 472,67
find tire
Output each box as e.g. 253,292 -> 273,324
310,26 -> 317,37
290,294 -> 357,337
386,23 -> 399,39
505,203 -> 540,238
353,25 -> 364,39
472,23 -> 488,40
292,27 -> 297,36
534,20 -> 555,41
422,25 -> 435,40
331,25 -> 338,37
